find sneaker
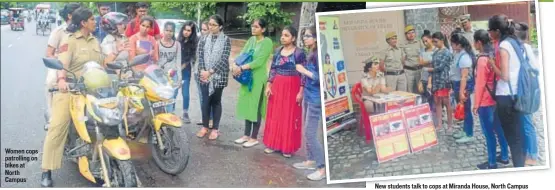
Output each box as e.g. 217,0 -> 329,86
307,170 -> 326,181
182,112 -> 191,124
452,130 -> 465,139
496,156 -> 510,165
455,136 -> 475,143
293,161 -> 316,170
243,140 -> 259,148
477,162 -> 498,170
234,137 -> 249,144
264,148 -> 275,154
196,121 -> 203,125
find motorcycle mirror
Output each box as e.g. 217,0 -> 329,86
42,57 -> 64,70
106,62 -> 123,70
129,54 -> 150,67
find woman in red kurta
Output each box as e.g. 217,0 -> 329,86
263,26 -> 304,158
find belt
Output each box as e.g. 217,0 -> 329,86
385,70 -> 404,75
403,65 -> 421,71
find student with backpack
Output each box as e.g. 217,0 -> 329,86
472,29 -> 510,169
487,14 -> 541,168
515,22 -> 540,166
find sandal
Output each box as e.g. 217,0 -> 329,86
282,153 -> 292,158
196,128 -> 209,138
264,148 -> 275,154
208,130 -> 219,140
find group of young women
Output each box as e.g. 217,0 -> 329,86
100,12 -> 326,180
420,14 -> 539,170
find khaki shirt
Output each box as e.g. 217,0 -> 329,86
58,31 -> 102,78
361,73 -> 386,97
381,46 -> 405,71
46,24 -> 70,85
462,29 -> 476,53
402,40 -> 424,68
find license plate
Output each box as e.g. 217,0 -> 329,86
152,99 -> 176,108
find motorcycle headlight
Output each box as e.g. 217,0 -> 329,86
154,86 -> 175,100
91,97 -> 125,126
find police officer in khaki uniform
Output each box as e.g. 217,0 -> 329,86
401,25 -> 425,93
380,32 -> 407,91
456,14 -> 476,52
44,3 -> 81,130
41,7 -> 102,187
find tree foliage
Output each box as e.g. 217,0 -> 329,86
239,2 -> 294,32
150,2 -> 216,21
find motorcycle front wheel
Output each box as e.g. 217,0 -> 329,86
149,126 -> 189,175
112,160 -> 138,187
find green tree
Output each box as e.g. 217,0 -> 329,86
239,2 -> 295,34
151,2 -> 216,21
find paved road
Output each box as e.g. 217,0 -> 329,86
327,104 -> 547,181
0,22 -> 362,188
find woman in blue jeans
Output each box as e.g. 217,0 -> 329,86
177,21 -> 199,123
515,22 -> 539,166
472,29 -> 510,169
292,26 -> 326,181
449,32 -> 475,143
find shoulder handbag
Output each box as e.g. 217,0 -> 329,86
233,38 -> 256,91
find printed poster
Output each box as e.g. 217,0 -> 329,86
403,104 -> 438,153
370,110 -> 411,163
319,16 -> 354,130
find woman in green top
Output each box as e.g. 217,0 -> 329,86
232,18 -> 273,148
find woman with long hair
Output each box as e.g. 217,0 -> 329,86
41,7 -> 102,187
128,16 -> 159,71
196,15 -> 231,140
158,21 -> 182,112
418,30 -> 437,124
263,26 -> 304,158
424,32 -> 454,130
449,33 -> 476,143
194,21 -> 213,126
291,25 -> 327,180
472,29 -> 510,170
177,21 -> 198,123
233,18 -> 273,148
487,14 -> 525,167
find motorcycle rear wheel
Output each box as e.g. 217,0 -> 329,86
149,126 -> 189,175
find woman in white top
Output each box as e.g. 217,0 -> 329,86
487,14 -> 525,168
158,21 -> 182,113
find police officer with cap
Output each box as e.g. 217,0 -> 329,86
456,14 -> 476,51
380,31 -> 407,92
402,25 -> 425,93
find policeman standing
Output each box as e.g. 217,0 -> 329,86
380,32 -> 407,92
41,7 -> 102,187
457,14 -> 476,51
402,25 -> 425,93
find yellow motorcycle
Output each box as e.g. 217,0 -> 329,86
43,58 -> 139,187
106,55 -> 189,175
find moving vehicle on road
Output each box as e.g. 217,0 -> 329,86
42,57 -> 139,187
9,8 -> 25,31
35,4 -> 51,35
107,55 -> 190,175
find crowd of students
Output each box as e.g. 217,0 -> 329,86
360,13 -> 540,170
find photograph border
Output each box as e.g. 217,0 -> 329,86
317,0 -> 550,184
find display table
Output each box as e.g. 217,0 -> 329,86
362,91 -> 422,114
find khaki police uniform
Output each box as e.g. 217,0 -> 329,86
402,25 -> 425,93
42,30 -> 102,170
456,14 -> 476,53
381,32 -> 407,92
45,23 -> 70,121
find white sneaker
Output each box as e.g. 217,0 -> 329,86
234,137 -> 249,144
293,161 -> 316,170
307,170 -> 326,181
243,140 -> 259,148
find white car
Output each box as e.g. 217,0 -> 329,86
156,19 -> 200,39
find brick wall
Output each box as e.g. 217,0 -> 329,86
404,8 -> 441,37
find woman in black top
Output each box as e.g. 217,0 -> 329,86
177,21 -> 199,123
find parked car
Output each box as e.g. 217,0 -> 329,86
156,19 -> 200,39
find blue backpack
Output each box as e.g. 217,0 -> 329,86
233,39 -> 255,91
506,38 -> 541,114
